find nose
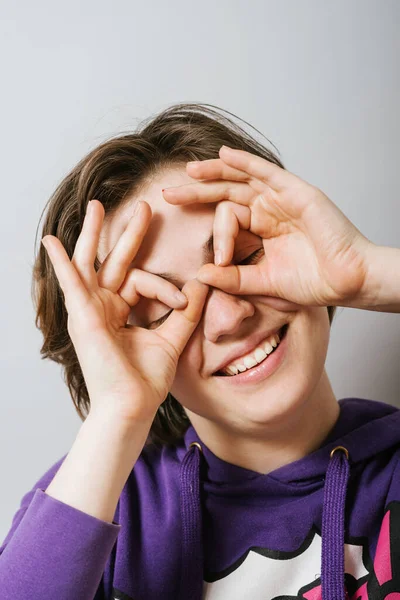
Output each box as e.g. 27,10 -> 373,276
202,287 -> 255,343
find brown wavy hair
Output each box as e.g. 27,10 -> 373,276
32,102 -> 337,447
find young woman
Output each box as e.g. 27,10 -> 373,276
0,103 -> 399,600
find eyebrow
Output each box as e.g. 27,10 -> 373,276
145,232 -> 215,290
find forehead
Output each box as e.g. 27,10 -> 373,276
98,168 -> 218,272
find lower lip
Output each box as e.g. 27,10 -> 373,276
213,326 -> 289,387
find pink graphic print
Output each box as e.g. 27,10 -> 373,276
302,501 -> 400,600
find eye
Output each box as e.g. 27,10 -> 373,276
147,248 -> 265,329
238,247 -> 265,265
148,309 -> 173,330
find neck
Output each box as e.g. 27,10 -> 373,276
187,369 -> 340,475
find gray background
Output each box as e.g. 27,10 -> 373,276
0,0 -> 399,541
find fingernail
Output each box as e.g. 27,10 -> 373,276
174,291 -> 187,304
187,161 -> 199,167
41,237 -> 49,249
133,201 -> 141,215
215,250 -> 223,265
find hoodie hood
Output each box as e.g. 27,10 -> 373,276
176,397 -> 400,599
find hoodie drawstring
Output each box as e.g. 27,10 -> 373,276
179,442 -> 350,600
321,445 -> 350,600
179,442 -> 204,600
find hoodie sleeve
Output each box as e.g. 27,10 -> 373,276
0,454 -> 121,600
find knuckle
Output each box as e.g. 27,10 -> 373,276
127,267 -> 140,283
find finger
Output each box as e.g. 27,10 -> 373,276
186,158 -> 251,182
156,279 -> 210,357
42,236 -> 91,314
162,179 -> 253,207
97,201 -> 152,293
71,199 -> 105,290
196,262 -> 275,296
118,268 -> 188,309
213,201 -> 251,265
218,146 -> 299,192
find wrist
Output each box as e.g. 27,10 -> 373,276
87,404 -> 157,438
343,243 -> 400,313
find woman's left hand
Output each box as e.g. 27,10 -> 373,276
162,146 -> 374,308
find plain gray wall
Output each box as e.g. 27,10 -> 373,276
0,0 -> 399,541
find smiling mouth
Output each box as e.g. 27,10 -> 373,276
213,323 -> 289,377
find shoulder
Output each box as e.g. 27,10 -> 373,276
15,452 -> 68,508
0,452 -> 69,551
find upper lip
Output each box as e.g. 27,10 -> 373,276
211,324 -> 286,375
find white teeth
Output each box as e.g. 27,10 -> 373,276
254,347 -> 267,362
220,329 -> 283,376
264,341 -> 273,354
243,355 -> 258,369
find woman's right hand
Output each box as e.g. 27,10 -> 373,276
41,199 -> 209,425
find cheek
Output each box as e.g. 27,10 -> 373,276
298,310 -> 331,370
287,308 -> 330,365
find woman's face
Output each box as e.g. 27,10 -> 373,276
99,167 -> 332,436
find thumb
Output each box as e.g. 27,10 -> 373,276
156,279 -> 209,355
196,263 -> 274,296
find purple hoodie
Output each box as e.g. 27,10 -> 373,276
1,396 -> 400,599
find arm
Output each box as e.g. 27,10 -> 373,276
0,410 -> 153,600
45,409 -> 153,523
